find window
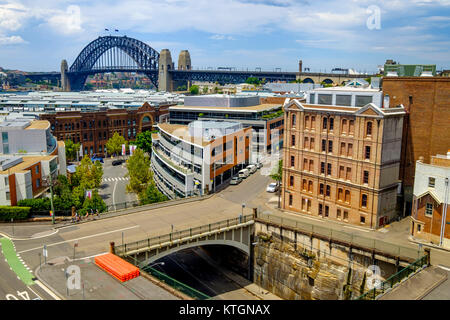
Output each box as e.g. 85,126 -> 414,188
292,114 -> 296,127
361,194 -> 368,208
289,195 -> 293,206
310,93 -> 316,104
308,181 -> 313,192
35,166 -> 39,174
337,209 -> 342,219
5,176 -> 8,186
319,203 -> 323,216
310,138 -> 315,150
290,175 -> 294,187
356,95 -> 373,107
309,160 -> 314,172
291,156 -> 295,167
336,95 -> 352,106
302,198 -> 306,211
36,178 -> 40,188
360,216 -> 366,224
348,143 -> 353,157
366,122 -> 372,136
363,171 -> 369,184
318,94 -> 332,105
344,211 -> 349,221
338,188 -> 343,201
340,142 -> 346,155
303,158 -> 308,171
319,183 -> 324,195
6,191 -> 10,201
325,205 -> 329,217
346,167 -> 351,181
425,203 -> 433,216
418,224 -> 422,232
327,163 -> 332,176
322,117 -> 328,130
321,162 -> 325,174
322,139 -> 326,152
342,119 -> 347,133
345,190 -> 351,203
304,116 -> 309,129
326,185 -> 331,197
328,140 -> 333,153
302,179 -> 307,191
291,135 -> 296,147
304,137 -> 309,149
349,120 -> 354,134
365,146 -> 371,160
339,166 -> 345,179
428,177 -> 435,188
311,116 -> 316,128
329,118 -> 334,131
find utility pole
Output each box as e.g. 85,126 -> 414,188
48,173 -> 55,225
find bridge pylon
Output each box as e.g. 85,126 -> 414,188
61,59 -> 70,92
158,49 -> 174,92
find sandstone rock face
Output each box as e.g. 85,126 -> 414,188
253,232 -> 391,300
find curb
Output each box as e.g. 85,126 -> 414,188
408,236 -> 450,253
34,265 -> 66,300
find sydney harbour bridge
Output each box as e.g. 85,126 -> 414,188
26,35 -> 368,91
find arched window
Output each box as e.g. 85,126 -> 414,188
366,121 -> 372,136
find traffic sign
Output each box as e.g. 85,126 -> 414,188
43,245 -> 48,257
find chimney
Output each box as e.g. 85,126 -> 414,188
299,60 -> 303,73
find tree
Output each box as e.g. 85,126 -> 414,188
106,132 -> 126,157
135,131 -> 153,154
79,190 -> 107,215
190,85 -> 199,95
202,87 -> 208,94
65,139 -> 80,162
270,159 -> 283,208
125,148 -> 153,197
140,182 -> 168,205
73,155 -> 103,190
245,77 -> 261,85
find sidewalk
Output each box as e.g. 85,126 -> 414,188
35,256 -> 179,300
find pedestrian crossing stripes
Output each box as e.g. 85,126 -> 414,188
102,177 -> 129,182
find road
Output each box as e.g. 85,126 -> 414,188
98,157 -> 137,208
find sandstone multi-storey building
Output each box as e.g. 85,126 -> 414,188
281,99 -> 406,229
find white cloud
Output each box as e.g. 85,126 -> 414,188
0,35 -> 27,44
46,5 -> 83,35
209,34 -> 236,40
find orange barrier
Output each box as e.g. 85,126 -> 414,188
95,253 -> 140,282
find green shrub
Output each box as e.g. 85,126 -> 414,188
0,206 -> 31,221
17,198 -> 51,212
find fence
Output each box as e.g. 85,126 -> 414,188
356,255 -> 429,300
115,214 -> 254,257
255,212 -> 423,261
141,266 -> 211,300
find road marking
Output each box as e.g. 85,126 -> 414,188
34,280 -> 61,300
27,286 -> 43,301
17,225 -> 140,254
343,225 -> 370,233
438,265 -> 450,272
112,179 -> 118,209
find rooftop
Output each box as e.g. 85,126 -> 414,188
169,103 -> 281,113
0,155 -> 56,175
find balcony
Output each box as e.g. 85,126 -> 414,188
152,146 -> 193,175
151,155 -> 187,193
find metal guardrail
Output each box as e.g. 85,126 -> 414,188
115,214 -> 254,256
142,266 -> 211,300
356,255 -> 429,300
255,212 -> 423,261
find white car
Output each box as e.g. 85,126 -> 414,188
266,182 -> 279,193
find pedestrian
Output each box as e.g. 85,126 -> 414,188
75,211 -> 80,222
96,209 -> 99,217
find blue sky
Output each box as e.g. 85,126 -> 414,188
0,0 -> 449,73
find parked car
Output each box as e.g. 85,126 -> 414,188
91,157 -> 104,163
112,159 -> 124,166
238,168 -> 250,179
266,182 -> 279,193
246,164 -> 257,174
229,176 -> 243,185
256,162 -> 263,169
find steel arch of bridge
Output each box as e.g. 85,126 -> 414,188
68,36 -> 160,90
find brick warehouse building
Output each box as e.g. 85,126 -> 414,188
382,77 -> 450,215
40,102 -> 172,157
281,99 -> 406,229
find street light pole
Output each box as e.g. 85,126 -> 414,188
48,173 -> 55,225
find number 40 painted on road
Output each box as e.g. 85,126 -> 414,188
6,291 -> 39,300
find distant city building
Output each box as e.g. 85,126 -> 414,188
384,63 -> 436,77
411,152 -> 450,249
151,121 -> 251,198
306,79 -> 383,108
281,99 -> 406,229
169,94 -> 285,162
382,77 -> 450,216
0,118 -> 66,206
